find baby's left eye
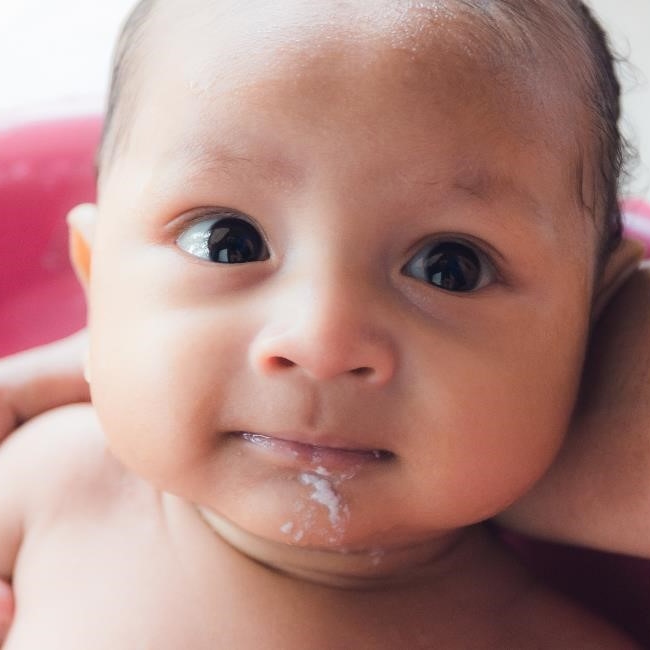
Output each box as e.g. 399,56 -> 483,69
403,240 -> 495,292
176,214 -> 269,264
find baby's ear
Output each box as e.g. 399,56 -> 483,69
592,237 -> 645,320
67,203 -> 98,292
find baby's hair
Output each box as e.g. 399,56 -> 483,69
99,0 -> 156,173
574,2 -> 627,255
454,0 -> 626,257
98,0 -> 626,256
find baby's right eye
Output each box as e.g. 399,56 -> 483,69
177,214 -> 269,264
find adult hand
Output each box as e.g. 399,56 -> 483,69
0,580 -> 14,645
0,330 -> 89,442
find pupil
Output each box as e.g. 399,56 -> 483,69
425,243 -> 480,292
207,218 -> 265,264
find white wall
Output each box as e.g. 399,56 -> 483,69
0,0 -> 133,122
587,0 -> 650,200
0,0 -> 648,199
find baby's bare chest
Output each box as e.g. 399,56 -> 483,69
7,511 -> 219,649
6,507 -> 634,650
7,507 -> 435,650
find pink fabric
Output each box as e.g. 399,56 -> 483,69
624,198 -> 650,256
0,116 -> 100,356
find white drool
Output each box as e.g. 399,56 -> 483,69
299,472 -> 348,527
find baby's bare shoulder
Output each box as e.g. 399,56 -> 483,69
0,404 -> 131,517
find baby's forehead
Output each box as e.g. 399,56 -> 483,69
114,4 -> 579,191
140,0 -> 576,116
106,0 -> 589,200
145,0 -> 541,63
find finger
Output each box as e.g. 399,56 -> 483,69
0,579 -> 14,644
0,330 -> 89,437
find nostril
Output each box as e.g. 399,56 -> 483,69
270,356 -> 296,370
351,367 -> 374,377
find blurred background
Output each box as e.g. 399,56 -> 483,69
0,0 -> 648,200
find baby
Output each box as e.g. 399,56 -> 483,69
0,0 -> 647,646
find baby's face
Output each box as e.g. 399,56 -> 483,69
88,1 -> 599,557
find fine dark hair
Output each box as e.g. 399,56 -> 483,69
99,0 -> 156,171
576,1 -> 627,255
99,0 -> 627,256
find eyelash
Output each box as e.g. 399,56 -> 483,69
175,211 -> 499,293
176,211 -> 270,264
402,237 -> 498,293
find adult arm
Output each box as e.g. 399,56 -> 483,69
498,263 -> 650,558
0,330 -> 89,441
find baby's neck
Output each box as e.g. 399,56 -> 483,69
172,498 -> 466,589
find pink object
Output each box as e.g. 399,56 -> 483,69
624,198 -> 650,257
0,116 -> 101,356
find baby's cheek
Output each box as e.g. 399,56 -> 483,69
89,315 -> 229,487
418,333 -> 581,520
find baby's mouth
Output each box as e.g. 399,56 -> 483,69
235,431 -> 394,471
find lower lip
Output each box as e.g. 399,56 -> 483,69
237,432 -> 393,472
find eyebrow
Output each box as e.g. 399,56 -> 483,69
159,139 -> 547,221
170,139 -> 304,191
449,166 -> 545,218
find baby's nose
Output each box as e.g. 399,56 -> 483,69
249,281 -> 397,385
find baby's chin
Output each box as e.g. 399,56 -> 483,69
194,504 -> 463,589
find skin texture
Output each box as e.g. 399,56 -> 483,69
0,0 -> 644,646
499,261 -> 650,555
88,0 -> 602,560
0,332 -> 89,438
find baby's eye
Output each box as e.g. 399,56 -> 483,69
403,240 -> 494,292
177,214 -> 269,263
